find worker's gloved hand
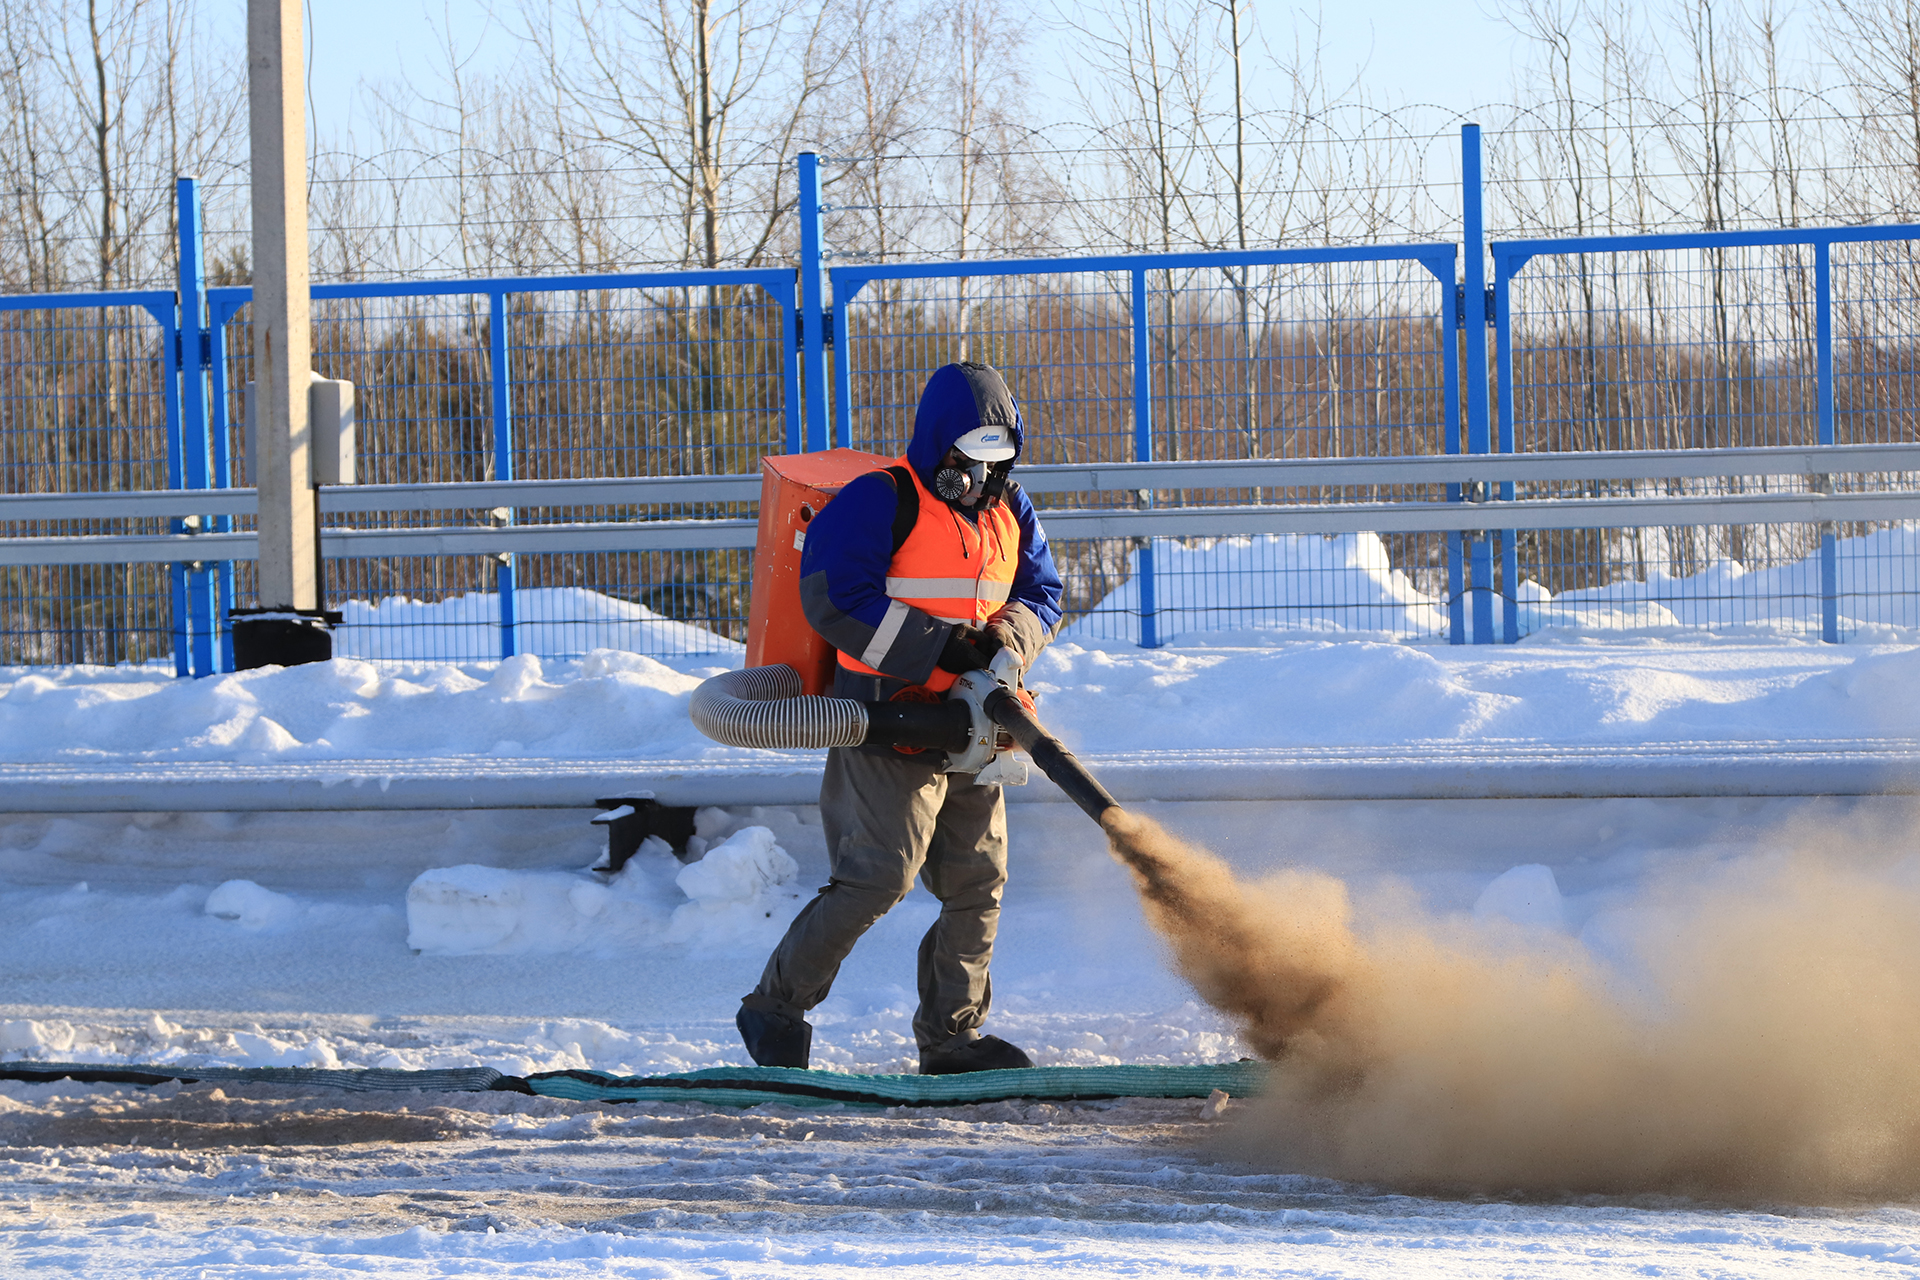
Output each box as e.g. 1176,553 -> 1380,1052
983,620 -> 1025,670
937,624 -> 1001,674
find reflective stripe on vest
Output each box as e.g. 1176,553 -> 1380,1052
840,460 -> 1020,691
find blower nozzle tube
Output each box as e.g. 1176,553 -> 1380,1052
981,686 -> 1120,824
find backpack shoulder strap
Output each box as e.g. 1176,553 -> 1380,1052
882,464 -> 919,553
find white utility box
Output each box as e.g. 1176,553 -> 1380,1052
244,370 -> 357,485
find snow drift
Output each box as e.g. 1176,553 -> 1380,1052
336,586 -> 741,662
405,826 -> 803,956
1068,525 -> 1920,644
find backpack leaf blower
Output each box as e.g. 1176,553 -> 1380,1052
693,447 -> 1120,827
688,660 -> 1119,825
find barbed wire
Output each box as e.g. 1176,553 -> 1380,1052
8,93 -> 1920,292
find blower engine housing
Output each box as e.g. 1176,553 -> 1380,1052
743,448 -> 895,694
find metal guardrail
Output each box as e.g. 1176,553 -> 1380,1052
0,473 -> 765,522
1041,490 -> 1920,539
6,444 -> 1920,566
1017,443 -> 1920,492
0,521 -> 763,567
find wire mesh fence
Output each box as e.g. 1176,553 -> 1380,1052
1493,231 -> 1920,639
835,258 -> 1454,467
9,124 -> 1920,668
1495,521 -> 1920,638
1050,531 -> 1456,646
0,299 -> 179,665
198,278 -> 788,663
1834,241 -> 1920,450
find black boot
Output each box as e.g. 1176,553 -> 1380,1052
919,1035 -> 1034,1075
737,1004 -> 812,1069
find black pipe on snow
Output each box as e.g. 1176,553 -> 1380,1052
982,686 -> 1120,824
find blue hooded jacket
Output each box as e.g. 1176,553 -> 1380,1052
797,363 -> 1065,693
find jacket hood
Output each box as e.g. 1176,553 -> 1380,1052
905,363 -> 1025,484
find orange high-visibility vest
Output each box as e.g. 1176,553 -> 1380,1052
838,460 -> 1021,692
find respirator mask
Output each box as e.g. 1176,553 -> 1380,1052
932,423 -> 1017,511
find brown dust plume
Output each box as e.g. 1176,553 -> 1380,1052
1098,807 -> 1920,1203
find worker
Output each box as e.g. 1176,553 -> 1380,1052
736,362 -> 1064,1075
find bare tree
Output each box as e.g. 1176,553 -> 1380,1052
1819,0 -> 1920,216
521,0 -> 848,269
0,7 -> 66,291
941,0 -> 1034,357
817,0 -> 942,272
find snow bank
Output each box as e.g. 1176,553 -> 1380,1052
1065,532 -> 1448,643
666,825 -> 803,946
675,826 -> 798,904
10,632 -> 1920,766
1068,525 -> 1920,645
405,826 -> 802,956
337,586 -> 741,662
0,648 -> 728,764
1472,864 -> 1567,930
203,879 -> 297,930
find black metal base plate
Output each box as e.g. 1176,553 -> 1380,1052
230,609 -> 342,671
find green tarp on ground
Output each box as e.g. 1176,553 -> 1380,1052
525,1061 -> 1267,1109
0,1059 -> 1267,1109
0,1061 -> 520,1093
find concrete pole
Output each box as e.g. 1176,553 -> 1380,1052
247,0 -> 316,613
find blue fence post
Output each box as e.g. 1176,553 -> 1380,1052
160,298 -> 189,678
1495,261 -> 1520,644
207,298 -> 239,672
1816,238 -> 1838,642
1444,254 -> 1465,644
797,152 -> 829,452
490,288 -> 518,658
1131,268 -> 1159,648
831,286 -> 854,448
176,176 -> 218,676
1461,124 -> 1496,645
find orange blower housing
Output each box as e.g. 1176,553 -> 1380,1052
744,448 -> 896,695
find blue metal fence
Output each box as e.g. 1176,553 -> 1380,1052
1493,223 -> 1920,643
195,263 -> 798,669
0,285 -> 182,669
821,243 -> 1459,645
5,127 -> 1920,671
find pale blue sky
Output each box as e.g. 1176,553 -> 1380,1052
282,0 -> 1526,143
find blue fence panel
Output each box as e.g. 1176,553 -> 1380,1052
1828,233 -> 1920,636
204,269 -> 796,664
829,244 -> 1458,646
0,289 -> 182,667
14,134 -> 1920,671
1493,224 -> 1920,642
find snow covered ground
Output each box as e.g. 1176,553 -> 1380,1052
6,785 -> 1920,1273
7,631 -> 1920,774
9,1080 -> 1920,1278
7,629 -> 1920,1272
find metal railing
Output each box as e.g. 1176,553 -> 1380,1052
10,443 -> 1920,647
7,131 -> 1920,669
1492,223 -> 1920,643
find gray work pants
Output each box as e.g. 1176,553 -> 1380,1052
747,745 -> 1007,1051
